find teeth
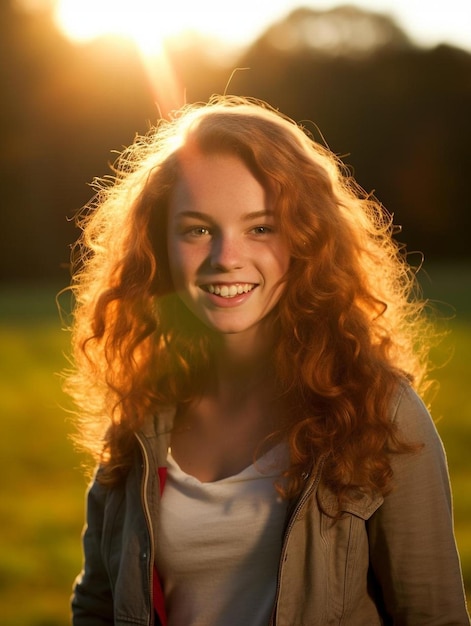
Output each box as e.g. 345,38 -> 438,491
206,283 -> 254,298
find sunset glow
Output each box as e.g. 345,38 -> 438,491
52,0 -> 257,56
53,0 -> 215,116
53,0 -> 186,55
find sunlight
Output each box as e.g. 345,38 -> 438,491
53,0 -> 196,116
52,0 -> 262,54
52,0 -> 261,116
53,0 -> 182,56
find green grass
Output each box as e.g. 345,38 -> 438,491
428,321 -> 471,597
0,284 -> 87,626
0,268 -> 470,624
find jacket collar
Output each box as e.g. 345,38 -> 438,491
317,480 -> 384,520
136,407 -> 177,466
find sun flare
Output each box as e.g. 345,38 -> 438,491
53,0 -> 256,56
53,0 -> 207,115
51,0 -> 261,116
54,0 -> 187,55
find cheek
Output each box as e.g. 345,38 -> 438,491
271,245 -> 291,278
280,252 -> 291,274
167,243 -> 200,290
269,249 -> 290,300
167,240 -> 184,289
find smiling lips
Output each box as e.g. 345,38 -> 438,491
202,283 -> 256,298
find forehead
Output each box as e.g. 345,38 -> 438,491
170,150 -> 268,216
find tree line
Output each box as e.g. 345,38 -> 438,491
1,2 -> 470,284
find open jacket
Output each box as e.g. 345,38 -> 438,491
71,383 -> 470,625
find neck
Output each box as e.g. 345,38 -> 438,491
207,326 -> 277,401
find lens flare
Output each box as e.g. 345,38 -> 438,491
54,0 -> 187,116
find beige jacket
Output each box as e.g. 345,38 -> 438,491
272,383 -> 469,624
72,383 -> 470,625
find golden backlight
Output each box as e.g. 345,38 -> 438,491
54,0 -> 204,115
52,0 -> 253,115
53,0 -> 248,55
55,0 -> 182,55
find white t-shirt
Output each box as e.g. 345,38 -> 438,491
155,444 -> 289,626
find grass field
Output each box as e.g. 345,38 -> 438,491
0,265 -> 470,625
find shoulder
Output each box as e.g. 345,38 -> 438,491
389,380 -> 441,447
386,380 -> 450,495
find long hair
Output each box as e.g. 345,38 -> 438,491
65,95 -> 436,501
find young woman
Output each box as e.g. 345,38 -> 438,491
68,96 -> 470,625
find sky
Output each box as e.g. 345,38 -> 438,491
19,0 -> 471,54
187,0 -> 471,53
267,0 -> 471,52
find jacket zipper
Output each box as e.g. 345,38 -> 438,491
135,432 -> 155,626
269,456 -> 325,626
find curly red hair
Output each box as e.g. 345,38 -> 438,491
66,96 -> 436,501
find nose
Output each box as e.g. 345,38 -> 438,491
210,233 -> 244,271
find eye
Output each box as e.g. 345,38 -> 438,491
191,226 -> 210,236
250,225 -> 274,235
182,225 -> 211,238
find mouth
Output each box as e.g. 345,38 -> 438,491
201,283 -> 256,298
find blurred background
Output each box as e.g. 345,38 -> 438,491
0,0 -> 470,623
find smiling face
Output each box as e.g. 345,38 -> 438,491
167,151 -> 290,340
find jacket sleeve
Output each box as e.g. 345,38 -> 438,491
367,384 -> 470,625
71,471 -> 115,626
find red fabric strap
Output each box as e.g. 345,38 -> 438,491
153,467 -> 168,626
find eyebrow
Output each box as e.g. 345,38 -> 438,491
174,210 -> 275,222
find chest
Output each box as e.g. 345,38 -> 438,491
170,396 -> 281,482
155,446 -> 289,625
